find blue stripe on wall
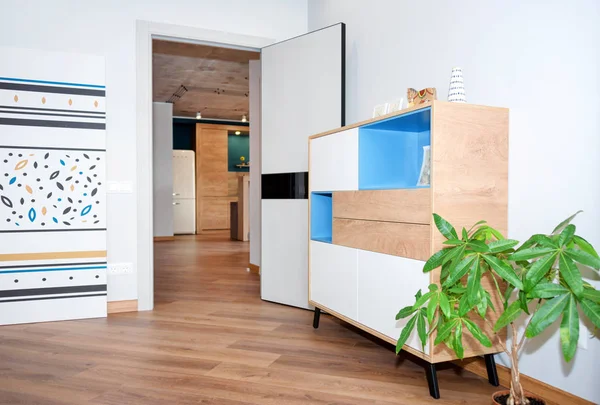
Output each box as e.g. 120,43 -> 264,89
0,77 -> 105,89
0,265 -> 107,274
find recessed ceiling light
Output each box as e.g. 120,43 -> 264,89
196,112 -> 202,119
235,131 -> 241,135
241,114 -> 247,122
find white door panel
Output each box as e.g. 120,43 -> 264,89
310,127 -> 358,192
357,250 -> 430,354
261,199 -> 309,309
173,198 -> 195,235
172,150 -> 196,199
261,24 -> 344,174
310,241 -> 357,319
260,23 -> 345,309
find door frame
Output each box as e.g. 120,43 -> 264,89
136,20 -> 272,311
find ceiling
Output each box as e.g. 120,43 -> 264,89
152,40 -> 259,121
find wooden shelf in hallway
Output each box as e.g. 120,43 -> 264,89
0,231 -> 504,404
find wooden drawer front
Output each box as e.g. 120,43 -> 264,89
310,241 -> 358,320
333,189 -> 430,224
310,128 -> 359,192
357,250 -> 429,354
332,218 -> 430,261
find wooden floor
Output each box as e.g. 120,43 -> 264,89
0,232 -> 503,404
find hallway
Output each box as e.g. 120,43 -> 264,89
0,232 -> 500,404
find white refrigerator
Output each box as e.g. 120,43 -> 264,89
172,150 -> 196,234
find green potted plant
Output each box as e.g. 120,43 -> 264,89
395,212 -> 600,405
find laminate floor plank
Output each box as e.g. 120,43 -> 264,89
0,232 -> 502,404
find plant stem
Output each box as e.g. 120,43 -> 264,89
509,323 -> 529,405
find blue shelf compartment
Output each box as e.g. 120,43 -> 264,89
310,192 -> 333,243
358,107 -> 431,190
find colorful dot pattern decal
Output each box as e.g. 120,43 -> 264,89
0,148 -> 105,230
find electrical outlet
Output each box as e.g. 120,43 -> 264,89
108,263 -> 134,275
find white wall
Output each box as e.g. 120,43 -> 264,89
308,0 -> 600,402
152,102 -> 173,238
249,60 -> 261,267
0,0 -> 308,302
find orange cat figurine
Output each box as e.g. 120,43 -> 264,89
407,88 -> 437,107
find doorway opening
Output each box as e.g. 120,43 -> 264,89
150,38 -> 260,306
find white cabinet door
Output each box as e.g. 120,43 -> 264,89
310,241 -> 357,319
357,250 -> 430,354
310,127 -> 359,192
173,198 -> 195,235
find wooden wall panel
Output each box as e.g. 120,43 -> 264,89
429,101 -> 509,362
332,219 -> 430,261
333,189 -> 431,224
201,197 -> 237,230
198,127 -> 228,197
195,124 -> 247,233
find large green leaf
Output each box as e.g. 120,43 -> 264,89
443,255 -> 477,287
503,286 -> 515,310
423,248 -> 453,272
524,252 -> 558,292
488,239 -> 519,253
396,314 -> 417,354
509,247 -> 556,262
466,259 -> 481,305
458,293 -> 471,317
552,210 -> 583,235
454,325 -> 464,359
559,224 -> 576,247
565,248 -> 600,270
526,294 -> 570,338
582,287 -> 600,304
463,318 -> 492,347
494,300 -> 523,332
559,253 -> 584,298
573,235 -> 600,259
427,293 -> 439,324
467,240 -> 489,253
417,313 -> 427,349
439,292 -> 451,318
580,298 -> 600,329
434,318 -> 458,345
413,291 -> 433,309
396,305 -> 416,320
527,282 -> 569,299
468,220 -> 487,235
476,291 -> 489,318
518,290 -> 530,315
482,255 -> 524,289
433,214 -> 458,240
560,295 -> 579,362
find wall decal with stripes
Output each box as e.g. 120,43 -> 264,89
0,47 -> 107,325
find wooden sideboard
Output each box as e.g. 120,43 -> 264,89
308,101 -> 508,397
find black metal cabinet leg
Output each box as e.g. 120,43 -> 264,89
484,354 -> 500,386
425,363 -> 440,399
312,308 -> 321,329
